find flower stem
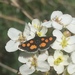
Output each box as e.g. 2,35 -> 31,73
0,62 -> 19,74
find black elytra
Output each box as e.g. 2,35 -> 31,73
18,36 -> 56,53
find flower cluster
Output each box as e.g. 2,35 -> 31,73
5,11 -> 75,75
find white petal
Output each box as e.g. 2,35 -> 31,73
67,18 -> 75,34
8,28 -> 21,40
52,21 -> 62,30
26,35 -> 35,40
32,19 -> 41,26
40,26 -> 48,36
18,52 -> 35,63
63,55 -> 69,65
23,23 -> 35,40
37,61 -> 50,72
67,64 -> 75,74
41,21 -> 52,28
23,23 -> 31,36
64,45 -> 75,53
54,51 -> 63,59
71,51 -> 75,63
51,11 -> 63,20
28,23 -> 37,33
51,40 -> 62,50
18,56 -> 27,63
48,56 -> 54,66
37,51 -> 48,61
59,14 -> 72,25
5,40 -> 19,52
54,65 -> 64,74
19,64 -> 35,75
24,28 -> 35,40
53,30 -> 63,41
67,25 -> 75,34
72,18 -> 75,24
72,73 -> 75,75
68,36 -> 75,44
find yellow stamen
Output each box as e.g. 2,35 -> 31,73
37,31 -> 42,37
54,56 -> 63,66
33,24 -> 42,30
60,36 -> 69,48
31,56 -> 37,68
16,33 -> 25,42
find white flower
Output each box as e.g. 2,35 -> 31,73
48,50 -> 69,74
51,11 -> 75,34
41,11 -> 75,34
18,51 -> 50,75
51,11 -> 73,30
5,24 -> 34,52
51,30 -> 75,53
28,19 -> 48,37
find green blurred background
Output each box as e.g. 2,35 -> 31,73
0,0 -> 75,75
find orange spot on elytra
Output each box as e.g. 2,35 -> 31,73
27,43 -> 30,47
30,45 -> 37,50
49,37 -> 53,41
39,42 -> 46,47
41,38 -> 45,41
45,39 -> 49,43
22,44 -> 26,47
30,40 -> 34,43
